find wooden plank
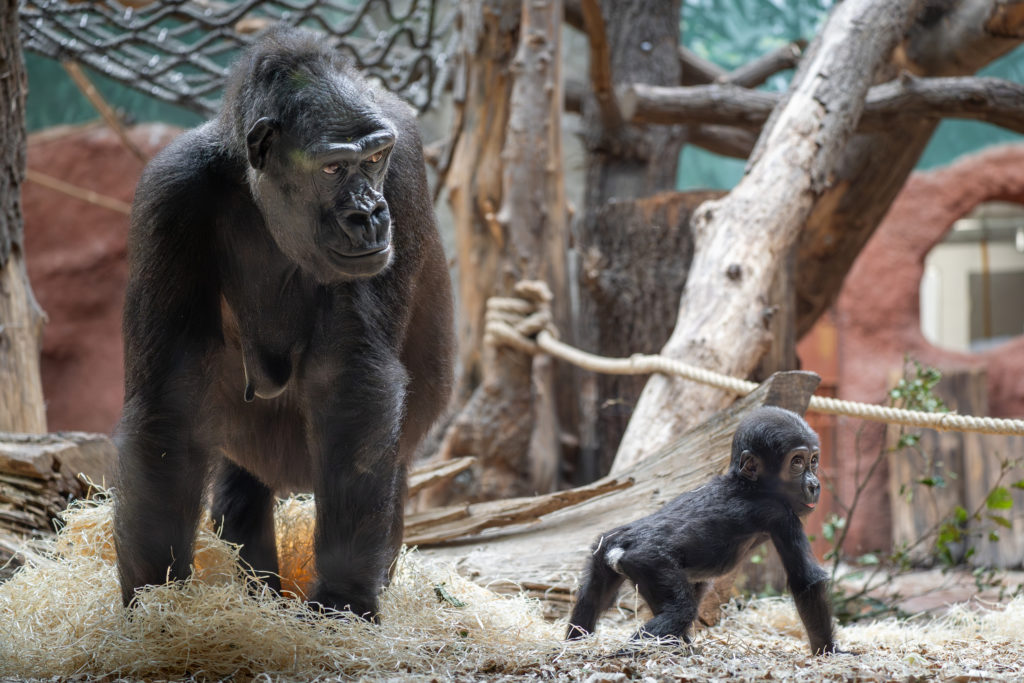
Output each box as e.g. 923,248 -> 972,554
407,456 -> 476,497
963,432 -> 1024,568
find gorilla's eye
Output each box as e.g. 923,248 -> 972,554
791,455 -> 805,469
367,151 -> 385,164
322,162 -> 341,175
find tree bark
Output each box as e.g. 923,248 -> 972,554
620,76 -> 1024,134
614,0 -> 921,471
576,191 -> 719,479
428,0 -> 568,503
0,0 -> 47,434
575,0 -> 683,480
444,0 -> 520,401
796,0 -> 1024,336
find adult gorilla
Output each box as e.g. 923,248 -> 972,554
113,25 -> 454,620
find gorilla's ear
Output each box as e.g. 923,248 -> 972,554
246,117 -> 279,171
739,450 -> 762,482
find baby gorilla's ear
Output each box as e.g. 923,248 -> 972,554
739,450 -> 763,481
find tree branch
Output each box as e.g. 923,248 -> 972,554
579,0 -> 622,131
678,45 -> 726,84
795,0 -> 1024,338
688,125 -> 757,159
679,41 -> 805,87
863,74 -> 1024,133
725,40 -> 806,88
621,75 -> 1024,135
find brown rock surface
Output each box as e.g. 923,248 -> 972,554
23,123 -> 180,434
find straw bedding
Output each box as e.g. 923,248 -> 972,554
2,495 -> 1023,682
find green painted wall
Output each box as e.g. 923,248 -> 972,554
24,53 -> 202,133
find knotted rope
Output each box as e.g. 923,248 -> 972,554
483,283 -> 1024,437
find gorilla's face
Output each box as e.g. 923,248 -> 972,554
245,112 -> 397,283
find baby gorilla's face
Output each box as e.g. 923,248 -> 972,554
779,445 -> 822,515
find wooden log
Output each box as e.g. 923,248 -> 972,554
407,456 -> 476,497
0,432 -> 115,536
417,371 -> 820,621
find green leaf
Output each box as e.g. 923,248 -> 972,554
986,487 -> 1014,510
989,531 -> 1001,543
954,506 -> 969,524
988,514 -> 1013,529
858,553 -> 879,566
1012,479 -> 1024,490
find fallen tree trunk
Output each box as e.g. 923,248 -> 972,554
416,371 -> 820,619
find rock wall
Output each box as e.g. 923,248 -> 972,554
23,123 -> 180,434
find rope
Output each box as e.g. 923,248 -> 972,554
484,284 -> 1024,437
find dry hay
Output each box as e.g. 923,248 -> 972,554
2,495 -> 1023,682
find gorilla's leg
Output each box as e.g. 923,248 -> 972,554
211,458 -> 281,592
566,548 -> 627,638
307,353 -> 408,620
114,388 -> 210,606
620,553 -> 700,642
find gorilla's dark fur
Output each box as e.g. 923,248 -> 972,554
567,407 -> 838,655
113,26 -> 453,619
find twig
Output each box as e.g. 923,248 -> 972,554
579,0 -> 622,132
25,169 -> 132,215
62,61 -> 149,164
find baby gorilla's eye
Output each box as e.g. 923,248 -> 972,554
791,455 -> 805,468
322,162 -> 341,175
367,151 -> 385,163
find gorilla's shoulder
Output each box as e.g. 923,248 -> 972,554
135,123 -> 235,208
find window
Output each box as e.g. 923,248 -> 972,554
920,202 -> 1024,353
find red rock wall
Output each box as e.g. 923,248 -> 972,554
824,144 -> 1024,555
23,123 -> 180,434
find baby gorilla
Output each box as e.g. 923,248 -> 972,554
566,406 -> 837,655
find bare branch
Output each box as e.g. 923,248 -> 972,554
615,0 -> 921,470
864,74 -> 1024,133
679,41 -> 805,87
688,125 -> 757,159
621,75 -> 1024,135
619,83 -> 777,128
580,0 -> 622,130
901,0 -> 1024,75
62,61 -> 149,164
725,40 -> 806,88
679,45 -> 726,84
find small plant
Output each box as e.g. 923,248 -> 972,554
822,358 -> 1023,622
